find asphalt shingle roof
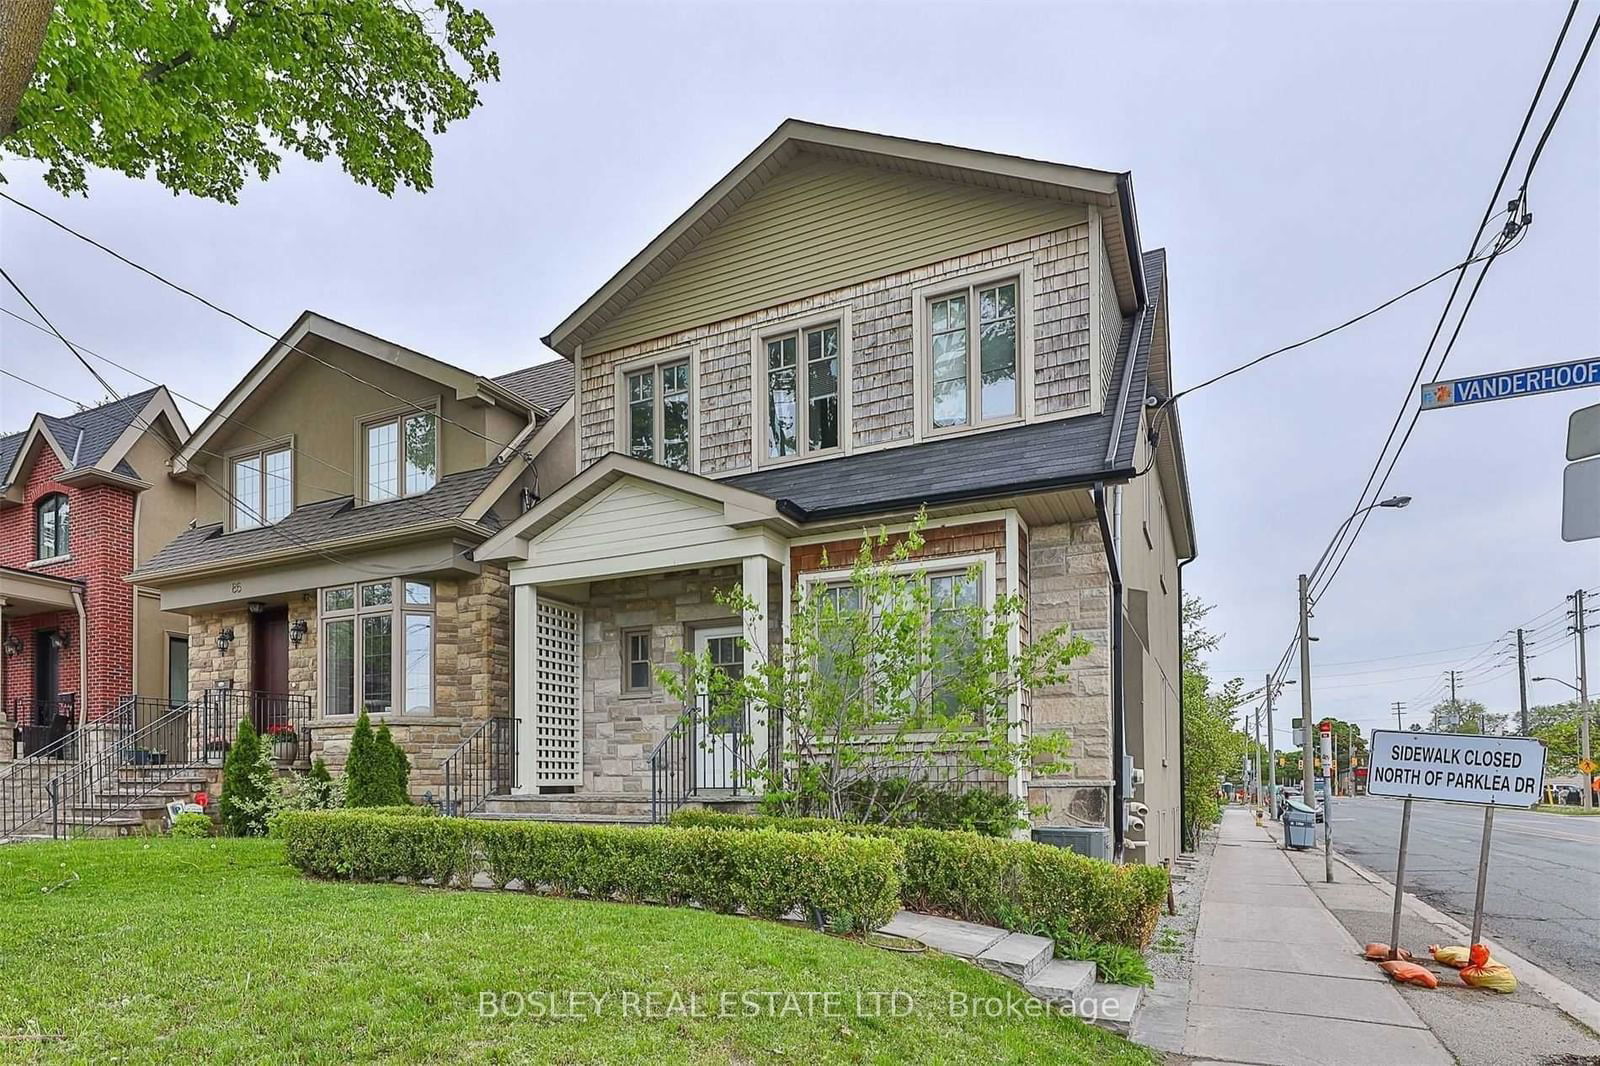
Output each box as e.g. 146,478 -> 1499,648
1,387 -> 163,485
494,360 -> 575,414
136,463 -> 507,576
725,257 -> 1165,521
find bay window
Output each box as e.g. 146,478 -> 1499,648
230,445 -> 292,530
621,357 -> 691,471
321,578 -> 434,716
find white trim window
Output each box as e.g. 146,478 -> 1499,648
764,322 -> 841,460
320,578 -> 435,716
230,445 -> 292,530
620,356 -> 691,471
364,410 -> 437,504
928,278 -> 1019,429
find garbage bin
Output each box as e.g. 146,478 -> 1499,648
1282,799 -> 1317,850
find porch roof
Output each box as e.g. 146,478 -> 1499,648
0,565 -> 85,615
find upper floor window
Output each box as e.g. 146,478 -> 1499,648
35,493 -> 69,559
621,357 -> 690,471
365,410 -> 437,503
925,276 -> 1020,430
231,446 -> 292,530
764,322 -> 841,459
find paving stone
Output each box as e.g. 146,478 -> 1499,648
1023,959 -> 1096,1005
974,932 -> 1054,982
1191,964 -> 1424,1028
1184,1004 -> 1452,1066
883,912 -> 1007,958
1076,982 -> 1142,1035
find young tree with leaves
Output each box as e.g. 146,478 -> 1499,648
665,513 -> 1087,827
1179,595 -> 1246,847
1,0 -> 499,201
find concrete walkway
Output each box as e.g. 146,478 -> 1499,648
1182,808 -> 1452,1065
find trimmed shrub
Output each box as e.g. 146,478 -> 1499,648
278,812 -> 903,933
763,780 -> 1028,837
375,723 -> 411,804
346,712 -> 410,807
668,809 -> 1167,949
219,719 -> 273,836
169,812 -> 212,839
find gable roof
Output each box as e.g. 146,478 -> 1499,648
493,359 -> 576,416
173,311 -> 536,475
544,119 -> 1146,357
1,387 -> 188,492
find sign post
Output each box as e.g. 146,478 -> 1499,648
1320,721 -> 1335,883
1367,730 -> 1546,953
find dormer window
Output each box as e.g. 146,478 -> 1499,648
364,410 -> 437,503
231,446 -> 292,530
35,493 -> 69,559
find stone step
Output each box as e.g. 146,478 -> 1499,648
482,793 -> 654,819
1022,959 -> 1097,1006
974,932 -> 1055,983
1075,982 -> 1141,1036
471,811 -> 652,826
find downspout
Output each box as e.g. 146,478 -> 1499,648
73,587 -> 88,722
1092,481 -> 1126,861
1178,554 -> 1196,851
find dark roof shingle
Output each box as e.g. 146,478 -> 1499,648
494,360 -> 575,414
136,463 -> 506,576
1,387 -> 163,485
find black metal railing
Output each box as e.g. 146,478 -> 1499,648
11,695 -> 79,759
437,717 -> 516,817
189,688 -> 313,765
0,697 -> 138,838
37,700 -> 200,839
648,698 -> 782,823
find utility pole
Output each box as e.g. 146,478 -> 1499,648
1576,590 -> 1592,810
1447,669 -> 1463,730
1392,701 -> 1405,731
1299,574 -> 1316,806
1265,674 -> 1277,806
1253,705 -> 1263,805
1515,629 -> 1530,736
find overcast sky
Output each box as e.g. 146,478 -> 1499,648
2,1 -> 1596,740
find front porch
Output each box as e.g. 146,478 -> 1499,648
0,566 -> 88,763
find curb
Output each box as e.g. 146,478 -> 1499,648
1327,846 -> 1600,1038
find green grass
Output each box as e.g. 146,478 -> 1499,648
0,838 -> 1155,1065
1534,804 -> 1600,816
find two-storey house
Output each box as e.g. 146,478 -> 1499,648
130,313 -> 575,796
1,387 -> 193,758
476,122 -> 1196,864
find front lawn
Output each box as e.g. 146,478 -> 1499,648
0,838 -> 1153,1064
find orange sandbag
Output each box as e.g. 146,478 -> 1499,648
1460,943 -> 1518,993
1379,960 -> 1439,988
1364,943 -> 1413,961
1429,944 -> 1471,968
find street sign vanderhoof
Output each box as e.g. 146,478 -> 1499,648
1367,729 -> 1546,808
1420,358 -> 1600,410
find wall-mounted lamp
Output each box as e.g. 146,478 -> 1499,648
49,631 -> 70,652
2,634 -> 22,657
246,601 -> 267,615
288,619 -> 308,647
216,626 -> 236,653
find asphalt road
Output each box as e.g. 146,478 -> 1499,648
1327,795 -> 1600,1001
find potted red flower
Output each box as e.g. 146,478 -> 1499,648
265,723 -> 299,765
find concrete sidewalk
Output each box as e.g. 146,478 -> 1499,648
1179,807 -> 1452,1065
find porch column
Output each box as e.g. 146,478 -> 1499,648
741,554 -> 770,793
512,583 -> 538,794
73,588 -> 88,722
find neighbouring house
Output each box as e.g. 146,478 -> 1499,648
0,388 -> 194,759
475,121 -> 1196,865
129,312 -> 575,798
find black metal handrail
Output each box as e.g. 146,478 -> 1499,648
437,716 -> 516,816
0,697 -> 139,837
194,688 -> 313,763
36,699 -> 203,839
648,698 -> 782,823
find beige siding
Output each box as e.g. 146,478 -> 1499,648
127,431 -> 196,568
586,155 -> 1088,356
531,480 -> 742,570
581,224 -> 1095,474
1096,234 -> 1123,409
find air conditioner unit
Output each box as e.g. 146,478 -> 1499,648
1031,826 -> 1111,861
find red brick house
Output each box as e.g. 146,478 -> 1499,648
0,388 -> 193,758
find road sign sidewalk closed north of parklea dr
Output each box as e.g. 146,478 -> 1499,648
1420,357 -> 1600,410
1366,729 -> 1546,807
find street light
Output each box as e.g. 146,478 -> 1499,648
1532,676 -> 1579,694
1308,496 -> 1413,586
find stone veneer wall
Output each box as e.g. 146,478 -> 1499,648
574,564 -> 783,795
1027,519 -> 1113,828
185,565 -> 511,802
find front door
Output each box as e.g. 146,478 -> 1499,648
694,627 -> 744,791
168,636 -> 190,708
250,608 -> 289,733
26,629 -> 70,755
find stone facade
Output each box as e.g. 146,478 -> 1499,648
183,565 -> 512,802
1026,519 -> 1114,827
578,224 -> 1095,474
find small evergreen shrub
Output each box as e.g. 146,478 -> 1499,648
668,809 -> 1168,949
169,812 -> 212,839
376,723 -> 411,804
277,812 -> 904,933
346,713 -> 412,807
219,719 -> 274,836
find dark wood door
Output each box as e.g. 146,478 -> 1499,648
250,608 -> 289,732
33,630 -> 59,711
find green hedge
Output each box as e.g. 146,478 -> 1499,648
668,810 -> 1167,949
277,812 -> 902,933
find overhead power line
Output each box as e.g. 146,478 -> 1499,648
0,266 -> 121,403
